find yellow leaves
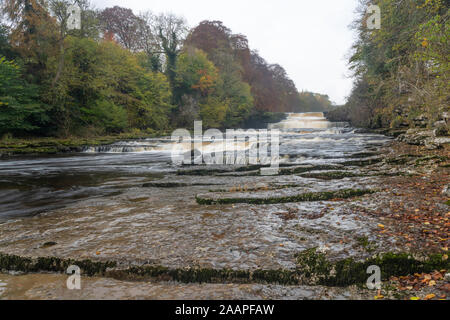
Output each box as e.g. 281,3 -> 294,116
424,294 -> 436,300
374,289 -> 384,300
378,224 -> 385,229
410,297 -> 421,300
421,39 -> 429,47
428,280 -> 436,287
442,254 -> 448,261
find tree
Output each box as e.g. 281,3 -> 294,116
1,0 -> 58,81
99,6 -> 141,51
336,0 -> 449,128
153,13 -> 188,96
175,47 -> 218,97
0,24 -> 14,58
136,11 -> 162,72
49,0 -> 77,88
0,56 -> 48,135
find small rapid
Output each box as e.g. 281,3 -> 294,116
0,113 -> 391,220
269,112 -> 348,130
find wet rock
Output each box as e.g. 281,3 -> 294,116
143,182 -> 220,188
349,151 -> 381,158
299,171 -> 362,180
426,137 -> 450,150
41,242 -> 57,248
397,129 -> 450,149
442,185 -> 450,197
353,128 -> 373,134
278,165 -> 344,175
196,189 -> 376,205
341,158 -> 383,167
295,249 -> 450,286
413,114 -> 428,128
425,140 -> 442,150
398,129 -> 433,146
433,122 -> 449,137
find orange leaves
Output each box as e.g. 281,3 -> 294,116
392,271 -> 446,294
191,69 -> 218,94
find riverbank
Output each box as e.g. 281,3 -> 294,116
0,131 -> 171,157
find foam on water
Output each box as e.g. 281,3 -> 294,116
269,112 -> 347,130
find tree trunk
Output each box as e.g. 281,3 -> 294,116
51,39 -> 65,89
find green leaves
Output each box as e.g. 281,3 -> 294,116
0,55 -> 49,135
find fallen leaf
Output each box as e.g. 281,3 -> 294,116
424,294 -> 436,300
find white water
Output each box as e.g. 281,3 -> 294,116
0,112 -> 391,219
269,112 -> 348,130
83,113 -> 350,154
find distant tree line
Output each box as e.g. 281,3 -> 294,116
0,1 -> 335,137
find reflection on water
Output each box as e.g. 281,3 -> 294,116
0,113 -> 390,220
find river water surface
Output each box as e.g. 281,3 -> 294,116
0,113 -> 397,299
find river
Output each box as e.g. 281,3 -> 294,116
0,113 -> 397,299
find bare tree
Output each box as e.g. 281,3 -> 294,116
152,13 -> 188,92
49,0 -> 75,88
99,6 -> 141,50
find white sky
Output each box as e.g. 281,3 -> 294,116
93,0 -> 359,105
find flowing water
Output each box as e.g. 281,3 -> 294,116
0,112 -> 396,299
0,113 -> 388,221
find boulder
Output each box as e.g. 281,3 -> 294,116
398,129 -> 433,146
433,121 -> 449,137
413,114 -> 428,128
442,185 -> 450,197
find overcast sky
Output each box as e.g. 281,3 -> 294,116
93,0 -> 359,105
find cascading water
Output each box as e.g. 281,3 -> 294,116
269,112 -> 348,130
0,113 -> 391,219
0,111 -> 398,300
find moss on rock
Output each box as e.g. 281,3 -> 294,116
295,248 -> 449,286
0,253 -> 116,276
0,251 -> 447,287
196,189 -> 376,205
299,171 -> 362,180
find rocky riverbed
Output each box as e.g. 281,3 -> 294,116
0,114 -> 448,300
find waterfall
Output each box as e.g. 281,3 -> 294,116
269,112 -> 348,130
